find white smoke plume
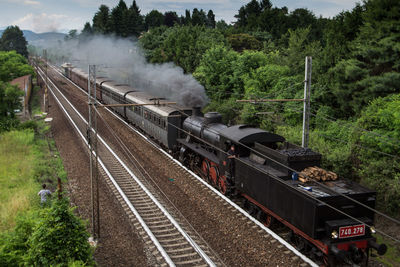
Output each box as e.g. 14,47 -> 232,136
50,35 -> 208,107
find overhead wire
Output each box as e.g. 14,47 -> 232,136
59,61 -> 400,243
90,102 -> 227,266
160,108 -> 400,243
308,106 -> 400,148
168,105 -> 400,231
287,107 -> 400,160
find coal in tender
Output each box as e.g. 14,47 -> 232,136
279,148 -> 320,157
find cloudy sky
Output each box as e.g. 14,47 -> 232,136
0,0 -> 361,33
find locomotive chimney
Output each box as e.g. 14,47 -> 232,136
192,107 -> 202,117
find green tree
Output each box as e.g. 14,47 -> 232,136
206,10 -> 216,28
0,26 -> 28,58
227,33 -> 262,52
64,29 -> 78,41
109,0 -> 128,36
191,8 -> 207,26
354,94 -> 400,213
27,198 -> 94,265
327,0 -> 400,117
145,10 -> 164,30
126,0 -> 144,36
81,22 -> 93,35
162,25 -> 226,72
92,4 -> 111,34
194,45 -> 239,101
164,11 -> 179,27
0,51 -> 34,82
0,81 -> 23,117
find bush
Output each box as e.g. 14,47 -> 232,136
0,198 -> 94,266
27,198 -> 94,266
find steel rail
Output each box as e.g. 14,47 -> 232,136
37,65 -> 217,266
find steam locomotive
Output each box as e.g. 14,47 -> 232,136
62,63 -> 387,266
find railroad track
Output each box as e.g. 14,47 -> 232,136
35,64 -> 225,266
38,61 -> 318,267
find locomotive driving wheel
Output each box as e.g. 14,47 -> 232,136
201,159 -> 210,182
256,210 -> 274,228
218,176 -> 227,195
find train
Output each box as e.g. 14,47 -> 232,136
62,63 -> 387,266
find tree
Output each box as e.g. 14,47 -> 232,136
160,25 -> 227,73
184,9 -> 191,25
126,0 -> 144,36
164,11 -> 179,27
145,10 -> 164,30
327,0 -> 400,117
27,198 -> 94,265
206,10 -> 216,28
227,33 -> 262,52
64,29 -> 78,41
0,26 -> 28,58
191,8 -> 207,26
0,81 -> 23,118
0,51 -> 34,82
92,5 -> 111,34
194,45 -> 239,101
81,22 -> 93,37
109,0 -> 128,36
354,94 -> 400,213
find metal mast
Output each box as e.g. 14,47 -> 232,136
302,56 -> 312,148
88,65 -> 100,240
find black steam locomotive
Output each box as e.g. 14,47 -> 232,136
62,64 -> 386,266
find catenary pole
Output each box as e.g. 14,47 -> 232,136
302,56 -> 312,148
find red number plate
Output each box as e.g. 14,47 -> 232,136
339,224 -> 365,238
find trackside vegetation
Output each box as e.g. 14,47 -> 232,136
0,121 -> 94,266
0,32 -> 94,264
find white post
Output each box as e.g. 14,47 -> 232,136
302,56 -> 312,148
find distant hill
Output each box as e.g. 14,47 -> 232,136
0,29 -> 66,47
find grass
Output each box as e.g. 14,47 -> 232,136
373,235 -> 400,266
0,130 -> 39,231
30,85 -> 42,116
0,120 -> 67,232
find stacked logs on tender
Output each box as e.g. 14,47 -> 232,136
298,166 -> 338,183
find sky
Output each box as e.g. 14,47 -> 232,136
0,0 -> 361,33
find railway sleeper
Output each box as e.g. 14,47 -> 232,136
169,252 -> 199,259
161,241 -> 189,248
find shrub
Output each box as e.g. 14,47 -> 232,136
26,198 -> 94,266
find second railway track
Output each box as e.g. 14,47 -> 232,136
36,61 -> 317,266
36,65 -> 223,266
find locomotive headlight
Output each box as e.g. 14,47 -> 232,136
331,230 -> 338,239
370,226 -> 376,234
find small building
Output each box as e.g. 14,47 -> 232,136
10,74 -> 32,117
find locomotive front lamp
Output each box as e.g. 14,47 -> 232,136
331,230 -> 338,239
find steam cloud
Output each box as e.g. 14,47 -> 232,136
51,35 -> 208,107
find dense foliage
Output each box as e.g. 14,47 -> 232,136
0,198 -> 94,266
0,51 -> 34,131
79,0 -> 400,214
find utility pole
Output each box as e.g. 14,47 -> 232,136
302,56 -> 312,148
236,56 -> 313,148
43,49 -> 49,112
88,65 -> 100,240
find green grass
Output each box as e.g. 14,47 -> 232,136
0,130 -> 39,231
0,120 -> 67,232
373,235 -> 400,266
30,85 -> 42,116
